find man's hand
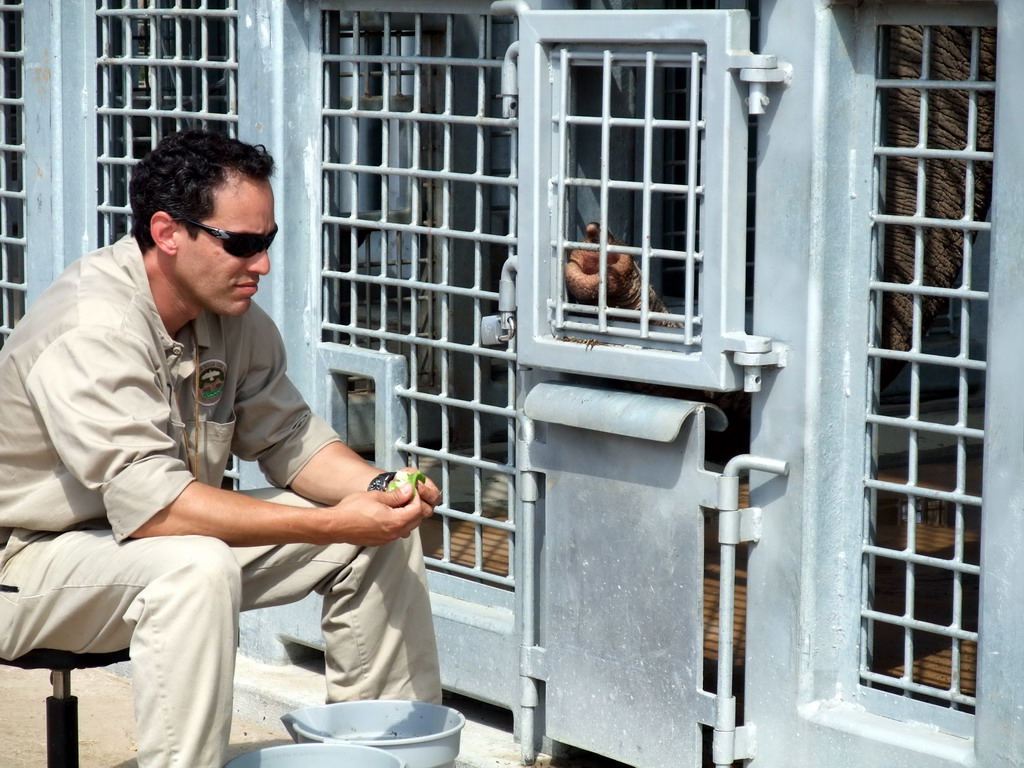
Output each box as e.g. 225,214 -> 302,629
387,468 -> 441,509
329,468 -> 438,546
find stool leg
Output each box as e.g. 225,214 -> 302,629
47,670 -> 78,768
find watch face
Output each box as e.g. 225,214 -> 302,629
368,472 -> 396,491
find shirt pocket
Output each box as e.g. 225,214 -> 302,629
172,414 -> 237,487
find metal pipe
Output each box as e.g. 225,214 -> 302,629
498,255 -> 518,341
713,529 -> 739,768
489,0 -> 530,17
721,454 -> 791,490
500,41 -> 520,119
516,413 -> 540,764
713,455 -> 789,767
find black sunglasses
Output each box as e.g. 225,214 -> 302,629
184,219 -> 279,258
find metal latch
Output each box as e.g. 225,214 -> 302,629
499,41 -> 521,119
728,53 -> 792,115
481,315 -> 515,346
722,332 -> 787,393
481,255 -> 519,346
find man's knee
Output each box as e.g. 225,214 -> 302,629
132,535 -> 242,595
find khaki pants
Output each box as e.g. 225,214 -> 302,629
0,488 -> 441,768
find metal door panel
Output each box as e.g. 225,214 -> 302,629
526,381 -> 721,766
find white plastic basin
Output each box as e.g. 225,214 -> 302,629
224,743 -> 406,768
281,700 -> 465,768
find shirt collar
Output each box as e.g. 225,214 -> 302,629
192,311 -> 212,350
111,234 -> 212,352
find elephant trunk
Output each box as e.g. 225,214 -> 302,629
565,222 -> 679,325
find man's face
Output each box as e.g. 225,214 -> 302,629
174,175 -> 276,318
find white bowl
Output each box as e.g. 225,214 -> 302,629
224,743 -> 406,768
282,700 -> 465,768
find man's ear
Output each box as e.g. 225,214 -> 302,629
149,211 -> 182,255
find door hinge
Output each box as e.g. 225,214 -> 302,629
520,644 -> 549,682
714,454 -> 789,543
728,53 -> 792,115
718,505 -> 763,545
714,721 -> 757,765
722,332 -> 788,392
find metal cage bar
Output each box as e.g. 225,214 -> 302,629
862,21 -> 992,719
0,0 -> 25,349
553,48 -> 707,343
319,8 -> 518,588
94,0 -> 239,243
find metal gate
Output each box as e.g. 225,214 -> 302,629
4,1 -> 1024,767
512,8 -> 788,765
745,2 -> 1022,767
310,0 -> 522,708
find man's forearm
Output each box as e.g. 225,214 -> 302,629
129,442 -> 418,546
287,440 -> 383,505
129,481 -> 333,545
131,462 -> 430,548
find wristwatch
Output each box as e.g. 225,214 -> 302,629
367,471 -> 396,491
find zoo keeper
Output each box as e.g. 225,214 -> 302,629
0,128 -> 441,768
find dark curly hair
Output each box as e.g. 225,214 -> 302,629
129,129 -> 275,249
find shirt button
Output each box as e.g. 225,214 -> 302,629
170,344 -> 183,357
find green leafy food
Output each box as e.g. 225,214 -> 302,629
387,470 -> 427,495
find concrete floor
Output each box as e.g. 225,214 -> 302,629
0,654 -> 583,768
0,662 -> 289,767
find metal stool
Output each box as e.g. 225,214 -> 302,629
1,648 -> 131,768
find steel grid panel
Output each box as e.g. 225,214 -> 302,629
93,0 -> 240,485
319,8 -> 518,587
515,9 -> 753,393
551,47 -> 706,344
861,21 -> 992,722
94,0 -> 239,244
0,0 -> 25,348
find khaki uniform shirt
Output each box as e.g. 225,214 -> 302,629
0,236 -> 339,565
